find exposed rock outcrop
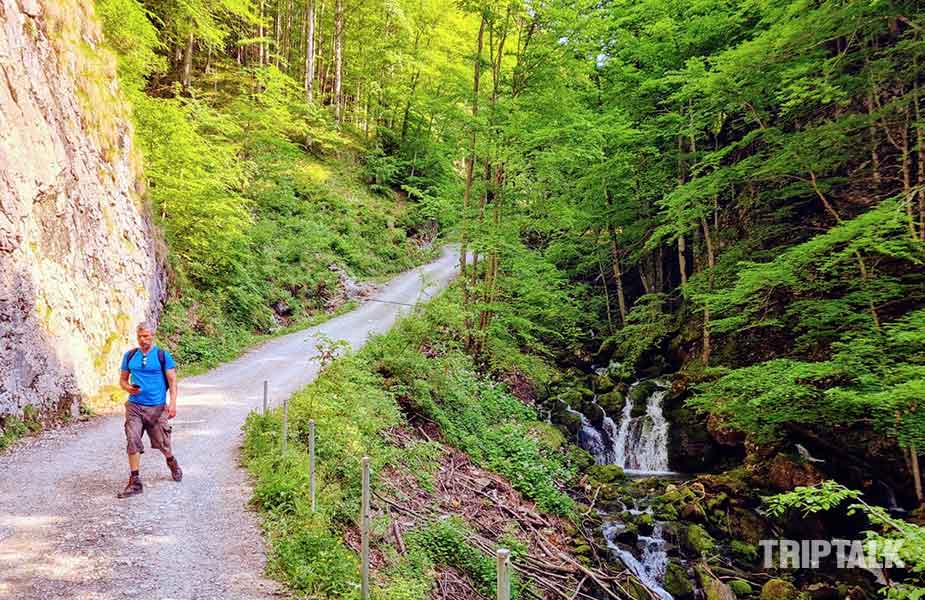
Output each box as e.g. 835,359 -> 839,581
0,0 -> 164,421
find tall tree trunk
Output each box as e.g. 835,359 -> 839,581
916,76 -> 925,242
701,215 -> 716,364
304,0 -> 315,101
678,236 -> 688,287
460,16 -> 486,308
333,0 -> 344,123
912,447 -> 924,506
597,241 -> 615,335
273,0 -> 281,67
867,92 -> 881,186
259,0 -> 266,66
902,105 -> 916,240
605,190 -> 627,326
181,30 -> 194,92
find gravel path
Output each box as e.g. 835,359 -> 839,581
0,246 -> 461,600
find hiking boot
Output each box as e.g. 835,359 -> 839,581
166,456 -> 183,482
117,474 -> 143,498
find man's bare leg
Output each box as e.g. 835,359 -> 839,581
129,452 -> 140,471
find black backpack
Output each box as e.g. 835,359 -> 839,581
126,347 -> 170,390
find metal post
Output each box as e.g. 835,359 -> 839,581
282,398 -> 288,453
309,419 -> 316,512
361,456 -> 370,600
262,380 -> 268,415
497,548 -> 511,600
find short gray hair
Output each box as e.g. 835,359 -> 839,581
136,322 -> 156,334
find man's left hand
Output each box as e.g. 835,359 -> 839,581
166,403 -> 177,419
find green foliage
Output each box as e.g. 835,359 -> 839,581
600,293 -> 673,378
0,407 -> 44,451
242,290 -> 574,596
407,518 -> 522,599
765,482 -> 925,600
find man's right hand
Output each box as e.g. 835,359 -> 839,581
128,385 -> 141,396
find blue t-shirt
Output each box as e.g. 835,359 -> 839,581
121,346 -> 176,406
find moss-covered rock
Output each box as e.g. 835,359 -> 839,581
760,579 -> 797,600
730,508 -> 767,546
663,561 -> 695,599
555,401 -> 583,436
637,512 -> 655,535
729,580 -> 753,597
597,389 -> 626,415
680,524 -> 716,556
655,502 -> 679,521
569,447 -> 595,472
588,464 -> 626,484
573,543 -> 593,557
730,540 -> 758,563
629,381 -> 658,416
594,374 -> 616,394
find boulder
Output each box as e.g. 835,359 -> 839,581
628,381 -> 659,416
680,524 -> 716,556
760,579 -> 797,600
663,561 -> 695,599
586,402 -> 606,427
766,454 -> 823,492
554,401 -> 583,437
597,389 -> 626,416
729,580 -> 753,598
588,464 -> 627,484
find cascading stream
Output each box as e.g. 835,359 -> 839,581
571,379 -> 674,476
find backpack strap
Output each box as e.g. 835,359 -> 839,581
126,348 -> 139,375
158,348 -> 170,390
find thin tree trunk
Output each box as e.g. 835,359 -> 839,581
916,76 -> 925,241
304,0 -> 315,101
259,0 -> 266,66
604,190 -> 627,326
902,105 -> 916,240
333,0 -> 344,123
597,241 -> 615,335
867,92 -> 881,186
701,215 -> 716,364
181,30 -> 194,91
678,236 -> 687,287
912,447 -> 924,506
460,16 -> 486,308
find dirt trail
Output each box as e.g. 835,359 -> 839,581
0,246 -> 461,600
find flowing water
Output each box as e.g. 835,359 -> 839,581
572,379 -> 674,476
567,378 -> 677,599
602,519 -> 673,600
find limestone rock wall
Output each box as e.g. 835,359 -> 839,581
0,0 -> 165,420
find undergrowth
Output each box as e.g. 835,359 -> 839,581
241,291 -> 578,597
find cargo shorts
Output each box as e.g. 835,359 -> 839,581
124,401 -> 172,455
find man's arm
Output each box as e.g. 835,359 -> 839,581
120,370 -> 140,394
166,368 -> 178,418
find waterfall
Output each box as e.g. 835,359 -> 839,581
569,379 -> 674,475
614,383 -> 671,473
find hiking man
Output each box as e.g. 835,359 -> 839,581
116,322 -> 182,498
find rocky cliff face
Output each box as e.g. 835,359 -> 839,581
0,0 -> 165,421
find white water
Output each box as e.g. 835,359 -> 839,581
571,379 -> 674,476
602,519 -> 673,600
